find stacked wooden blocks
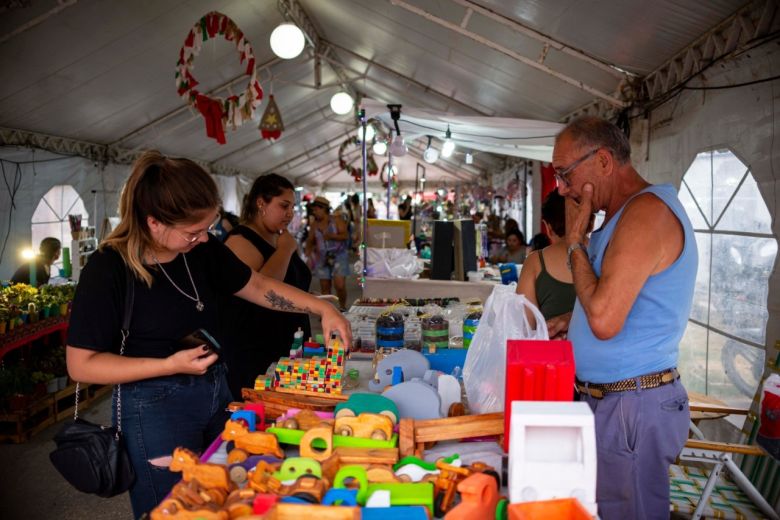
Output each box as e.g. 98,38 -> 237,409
255,339 -> 346,395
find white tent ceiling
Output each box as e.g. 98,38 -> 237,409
0,0 -> 758,188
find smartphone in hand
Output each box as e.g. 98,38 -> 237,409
179,328 -> 222,355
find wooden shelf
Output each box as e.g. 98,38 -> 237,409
0,382 -> 111,443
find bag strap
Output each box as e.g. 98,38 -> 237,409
74,264 -> 135,435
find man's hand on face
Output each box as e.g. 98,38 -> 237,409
565,183 -> 594,246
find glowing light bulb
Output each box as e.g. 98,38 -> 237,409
389,135 -> 407,157
269,23 -> 305,59
330,92 -> 354,115
372,141 -> 387,155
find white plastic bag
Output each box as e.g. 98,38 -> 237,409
463,283 -> 548,414
354,247 -> 424,279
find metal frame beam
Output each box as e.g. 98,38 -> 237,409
389,0 -> 629,108
0,126 -> 260,178
277,0 -> 359,100
451,0 -> 631,79
324,42 -> 491,116
643,0 -> 779,100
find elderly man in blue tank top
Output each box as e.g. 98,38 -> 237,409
546,116 -> 697,519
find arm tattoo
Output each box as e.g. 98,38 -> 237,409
264,290 -> 313,314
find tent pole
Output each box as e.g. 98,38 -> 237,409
386,155 -> 393,218
359,109 -> 368,290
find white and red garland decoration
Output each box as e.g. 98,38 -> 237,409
175,11 -> 263,145
338,136 -> 378,182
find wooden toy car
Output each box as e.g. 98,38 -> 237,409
247,461 -> 284,494
280,474 -> 330,503
228,455 -> 282,485
334,413 -> 394,440
277,409 -> 334,431
334,393 -> 400,424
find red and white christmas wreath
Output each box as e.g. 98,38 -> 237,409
175,11 -> 263,144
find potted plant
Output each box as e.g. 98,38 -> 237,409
48,346 -> 69,390
0,302 -> 8,335
32,371 -> 57,393
3,366 -> 35,411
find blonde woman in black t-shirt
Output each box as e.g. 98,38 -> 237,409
66,151 -> 351,518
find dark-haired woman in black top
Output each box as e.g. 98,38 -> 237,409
223,174 -> 312,398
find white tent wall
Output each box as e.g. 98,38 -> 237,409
0,152 -> 125,280
635,43 -> 779,395
0,151 -> 245,280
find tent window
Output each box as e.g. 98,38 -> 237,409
677,150 -> 776,408
31,185 -> 89,270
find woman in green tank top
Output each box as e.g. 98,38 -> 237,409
517,190 -> 576,324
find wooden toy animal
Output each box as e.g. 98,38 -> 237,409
222,420 -> 285,458
169,447 -> 233,492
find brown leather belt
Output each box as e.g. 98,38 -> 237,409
576,368 -> 679,399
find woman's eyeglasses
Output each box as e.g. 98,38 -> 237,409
173,215 -> 221,244
554,148 -> 600,187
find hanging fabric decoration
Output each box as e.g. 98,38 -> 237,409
259,94 -> 284,140
175,11 -> 263,145
338,136 -> 378,182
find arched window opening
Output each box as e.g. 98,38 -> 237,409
31,185 -> 89,272
678,149 -> 776,409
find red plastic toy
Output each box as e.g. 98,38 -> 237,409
503,340 -> 575,451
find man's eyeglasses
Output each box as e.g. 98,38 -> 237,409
554,148 -> 600,187
173,215 -> 221,244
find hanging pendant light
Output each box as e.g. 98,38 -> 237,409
270,23 -> 305,59
372,140 -> 387,155
330,92 -> 354,115
357,123 -> 376,142
441,126 -> 455,158
423,136 -> 439,164
387,104 -> 407,157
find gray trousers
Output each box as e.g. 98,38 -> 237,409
581,377 -> 690,520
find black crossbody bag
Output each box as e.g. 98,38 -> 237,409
49,266 -> 136,497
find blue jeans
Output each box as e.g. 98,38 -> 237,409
114,363 -> 231,518
580,376 -> 689,520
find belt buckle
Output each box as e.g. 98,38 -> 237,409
578,384 -> 604,399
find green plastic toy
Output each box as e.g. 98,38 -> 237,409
334,393 -> 400,424
393,454 -> 459,472
267,426 -> 398,450
333,465 -> 434,514
272,457 -> 322,482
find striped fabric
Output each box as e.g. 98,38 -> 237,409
669,464 -> 766,519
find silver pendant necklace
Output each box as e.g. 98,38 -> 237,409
153,253 -> 204,311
